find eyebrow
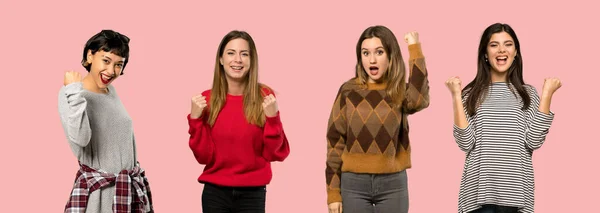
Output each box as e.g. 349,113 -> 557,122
103,55 -> 126,63
226,49 -> 250,52
102,55 -> 112,61
361,46 -> 385,51
489,40 -> 514,44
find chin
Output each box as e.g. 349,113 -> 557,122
226,75 -> 244,81
368,76 -> 383,82
231,74 -> 244,79
494,67 -> 509,73
229,71 -> 248,78
95,80 -> 109,88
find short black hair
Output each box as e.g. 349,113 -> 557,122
81,30 -> 130,75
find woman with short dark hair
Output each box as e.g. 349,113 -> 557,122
59,29 -> 153,213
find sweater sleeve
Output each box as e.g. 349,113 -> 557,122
58,82 -> 92,147
453,93 -> 476,152
188,92 -> 217,165
524,86 -> 555,150
403,43 -> 430,114
326,85 -> 348,204
260,89 -> 290,162
262,111 -> 290,162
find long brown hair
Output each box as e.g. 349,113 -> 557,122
463,23 -> 530,117
355,25 -> 406,109
208,30 -> 268,127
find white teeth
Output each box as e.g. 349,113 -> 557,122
231,66 -> 242,70
102,74 -> 112,81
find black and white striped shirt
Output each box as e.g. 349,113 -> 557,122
454,83 -> 554,213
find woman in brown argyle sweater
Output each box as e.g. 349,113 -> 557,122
326,25 -> 430,213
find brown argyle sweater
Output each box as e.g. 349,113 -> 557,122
325,44 -> 429,204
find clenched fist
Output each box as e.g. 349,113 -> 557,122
64,71 -> 82,86
445,76 -> 463,96
404,31 -> 419,45
542,78 -> 562,96
262,94 -> 278,117
190,95 -> 207,119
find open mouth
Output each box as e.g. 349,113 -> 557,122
231,66 -> 243,72
496,56 -> 508,65
369,66 -> 379,75
100,73 -> 113,85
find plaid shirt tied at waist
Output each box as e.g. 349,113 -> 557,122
65,162 -> 153,213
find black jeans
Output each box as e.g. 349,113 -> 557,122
469,204 -> 519,213
201,183 -> 266,213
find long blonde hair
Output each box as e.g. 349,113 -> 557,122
355,25 -> 406,109
208,30 -> 267,127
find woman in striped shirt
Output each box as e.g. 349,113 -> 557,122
445,23 -> 561,213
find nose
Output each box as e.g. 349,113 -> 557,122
369,54 -> 376,64
234,53 -> 242,63
106,65 -> 115,75
106,64 -> 122,76
498,45 -> 506,53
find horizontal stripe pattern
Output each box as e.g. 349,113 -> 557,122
454,83 -> 554,213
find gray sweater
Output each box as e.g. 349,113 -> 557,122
58,82 -> 137,213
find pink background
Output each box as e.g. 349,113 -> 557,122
1,0 -> 598,212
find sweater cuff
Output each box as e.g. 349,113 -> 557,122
64,82 -> 83,96
531,110 -> 555,129
265,111 -> 281,124
327,189 -> 342,204
408,43 -> 424,59
453,123 -> 471,133
536,109 -> 555,119
188,114 -> 204,126
63,82 -> 85,105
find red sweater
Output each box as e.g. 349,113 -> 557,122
187,89 -> 290,187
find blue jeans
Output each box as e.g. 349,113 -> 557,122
201,183 -> 266,213
341,170 -> 409,213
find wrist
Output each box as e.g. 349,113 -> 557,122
266,110 -> 279,118
541,90 -> 554,99
451,92 -> 462,98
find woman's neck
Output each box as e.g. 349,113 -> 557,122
227,79 -> 245,95
490,70 -> 508,83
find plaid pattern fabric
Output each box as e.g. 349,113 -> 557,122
65,162 -> 154,213
325,43 -> 429,204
